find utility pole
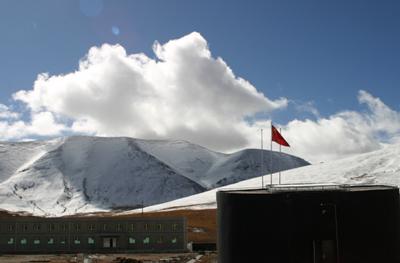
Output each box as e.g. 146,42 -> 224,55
261,129 -> 264,188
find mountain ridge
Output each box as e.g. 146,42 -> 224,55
0,136 -> 309,216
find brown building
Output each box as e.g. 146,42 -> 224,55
0,216 -> 186,254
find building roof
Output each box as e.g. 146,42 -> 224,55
219,183 -> 398,195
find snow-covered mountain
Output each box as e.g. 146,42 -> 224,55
0,136 -> 308,216
131,142 -> 400,213
136,140 -> 308,188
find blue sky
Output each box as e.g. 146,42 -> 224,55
1,0 -> 400,161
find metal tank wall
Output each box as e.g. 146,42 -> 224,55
217,186 -> 400,263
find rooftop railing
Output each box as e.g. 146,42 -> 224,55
221,183 -> 394,193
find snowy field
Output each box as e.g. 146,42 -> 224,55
125,142 -> 400,214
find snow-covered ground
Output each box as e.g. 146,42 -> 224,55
0,136 -> 308,216
125,142 -> 400,214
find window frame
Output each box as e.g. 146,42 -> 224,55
7,237 -> 14,245
47,237 -> 54,245
20,238 -> 27,245
88,224 -> 96,231
143,236 -> 150,244
59,237 -> 67,245
88,237 -> 95,245
33,224 -> 41,231
128,237 -> 136,244
61,224 -> 68,232
48,223 -> 55,232
73,237 -> 81,245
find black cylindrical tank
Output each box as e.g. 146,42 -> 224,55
217,185 -> 400,263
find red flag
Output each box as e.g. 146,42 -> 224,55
271,125 -> 290,147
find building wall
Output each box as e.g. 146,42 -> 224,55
217,186 -> 400,263
0,216 -> 186,254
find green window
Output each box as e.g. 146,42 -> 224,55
33,224 -> 41,231
33,239 -> 40,245
144,223 -> 149,231
7,225 -> 14,231
88,237 -> 95,244
171,237 -> 177,244
116,224 -> 122,231
157,224 -> 162,231
88,224 -> 95,231
143,237 -> 150,244
74,237 -> 80,245
172,224 -> 178,232
129,223 -> 135,232
7,238 -> 14,245
61,224 -> 68,231
20,238 -> 27,245
22,224 -> 28,231
157,236 -> 163,244
129,237 -> 136,244
75,224 -> 80,231
60,237 -> 66,245
47,238 -> 54,244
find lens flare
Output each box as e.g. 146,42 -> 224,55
112,26 -> 120,36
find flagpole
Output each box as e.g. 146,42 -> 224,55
270,122 -> 273,186
279,128 -> 282,185
271,124 -> 290,186
261,128 -> 264,189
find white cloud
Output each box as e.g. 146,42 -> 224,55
27,111 -> 66,136
2,32 -> 400,164
0,112 -> 66,140
293,100 -> 320,118
12,32 -> 287,151
277,90 -> 400,162
357,90 -> 400,134
0,104 -> 19,119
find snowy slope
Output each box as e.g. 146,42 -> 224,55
136,140 -> 308,188
0,136 -> 308,216
132,142 -> 400,213
136,139 -> 222,188
0,137 -> 204,216
0,140 -> 60,182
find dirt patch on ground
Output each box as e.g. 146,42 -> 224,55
0,252 -> 218,263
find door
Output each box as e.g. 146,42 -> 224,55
311,203 -> 339,263
102,237 -> 117,248
313,240 -> 337,263
291,200 -> 339,263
